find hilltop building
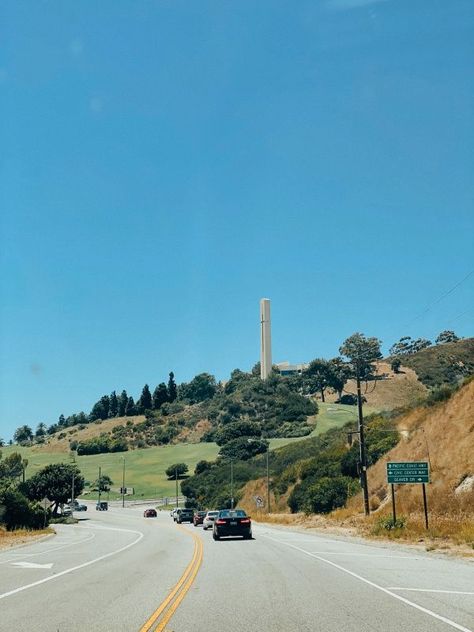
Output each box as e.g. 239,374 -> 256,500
276,361 -> 309,376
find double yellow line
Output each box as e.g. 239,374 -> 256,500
139,526 -> 203,632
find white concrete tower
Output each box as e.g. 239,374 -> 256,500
260,298 -> 272,380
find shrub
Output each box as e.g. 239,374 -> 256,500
0,489 -> 48,530
374,515 -> 407,532
302,476 -> 350,514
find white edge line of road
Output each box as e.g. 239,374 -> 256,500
0,532 -> 97,565
263,535 -> 473,632
387,588 -> 474,596
0,525 -> 144,601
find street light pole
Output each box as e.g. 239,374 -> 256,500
175,467 -> 178,508
356,367 -> 370,516
266,448 -> 270,513
98,466 -> 101,505
71,472 -> 75,518
230,460 -> 234,509
122,457 -> 125,509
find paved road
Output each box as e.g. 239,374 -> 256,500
0,505 -> 472,631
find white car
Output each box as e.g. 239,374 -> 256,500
202,510 -> 219,530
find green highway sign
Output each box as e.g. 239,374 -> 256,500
386,461 -> 429,484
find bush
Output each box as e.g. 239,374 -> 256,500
0,489 -> 48,530
426,385 -> 455,406
374,515 -> 407,532
302,476 -> 350,514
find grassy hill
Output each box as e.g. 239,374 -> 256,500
393,337 -> 474,388
1,402 -> 368,499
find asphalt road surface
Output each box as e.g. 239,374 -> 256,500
0,504 -> 472,632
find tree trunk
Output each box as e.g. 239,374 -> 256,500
321,388 -> 325,403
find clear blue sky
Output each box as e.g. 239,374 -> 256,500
1,0 -> 473,439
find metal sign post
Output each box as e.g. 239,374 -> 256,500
391,484 -> 396,524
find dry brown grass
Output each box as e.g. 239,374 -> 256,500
244,381 -> 474,555
0,527 -> 55,550
325,361 -> 427,410
35,415 -> 146,453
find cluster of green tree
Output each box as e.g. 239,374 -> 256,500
73,434 -> 128,456
165,463 -> 189,479
89,372 -> 178,421
389,330 -> 460,358
12,373 -> 179,447
0,451 -> 49,530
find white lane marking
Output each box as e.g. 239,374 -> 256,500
308,551 -> 419,559
263,535 -> 473,632
0,531 -> 96,564
12,562 -> 53,569
0,525 -> 144,601
387,588 -> 474,596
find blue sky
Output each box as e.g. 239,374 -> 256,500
1,0 -> 473,439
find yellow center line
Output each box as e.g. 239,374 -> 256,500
139,526 -> 203,632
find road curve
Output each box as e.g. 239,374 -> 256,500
0,505 -> 472,632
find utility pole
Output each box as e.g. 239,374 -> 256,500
175,467 -> 178,508
356,366 -> 370,516
122,457 -> 125,509
266,448 -> 270,513
71,472 -> 75,518
230,460 -> 234,509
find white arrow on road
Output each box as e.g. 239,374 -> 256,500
11,562 -> 53,569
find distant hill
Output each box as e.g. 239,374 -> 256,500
392,337 -> 474,388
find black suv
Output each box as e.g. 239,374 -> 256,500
176,508 -> 194,523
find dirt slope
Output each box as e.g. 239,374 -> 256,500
325,361 -> 427,410
359,379 -> 474,515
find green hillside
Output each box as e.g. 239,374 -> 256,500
396,338 -> 474,388
2,402 -> 365,499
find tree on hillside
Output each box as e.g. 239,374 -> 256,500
167,372 -> 178,402
436,330 -> 459,344
89,395 -> 110,421
0,452 -> 25,480
118,390 -> 128,417
165,463 -> 189,479
58,414 -> 66,427
303,359 -> 332,402
219,437 -> 269,461
137,384 -> 152,413
109,391 -> 118,418
13,425 -> 33,445
0,438 -> 4,447
215,421 -> 262,446
390,358 -> 402,373
411,338 -> 432,353
178,373 -> 217,404
24,463 -> 84,516
35,422 -> 47,438
327,357 -> 352,400
153,383 -> 169,410
339,332 -> 382,380
125,396 -> 136,416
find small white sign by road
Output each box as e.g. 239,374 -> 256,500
12,562 -> 53,569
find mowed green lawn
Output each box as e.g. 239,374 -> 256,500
2,402 -> 375,498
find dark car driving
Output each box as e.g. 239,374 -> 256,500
144,508 -> 157,518
176,508 -> 194,524
193,511 -> 207,526
213,509 -> 252,540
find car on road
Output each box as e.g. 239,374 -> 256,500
96,501 -> 108,511
193,511 -> 207,526
202,510 -> 219,530
213,509 -> 252,540
175,508 -> 194,523
143,508 -> 157,518
72,500 -> 87,511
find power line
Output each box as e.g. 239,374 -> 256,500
403,270 -> 474,328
